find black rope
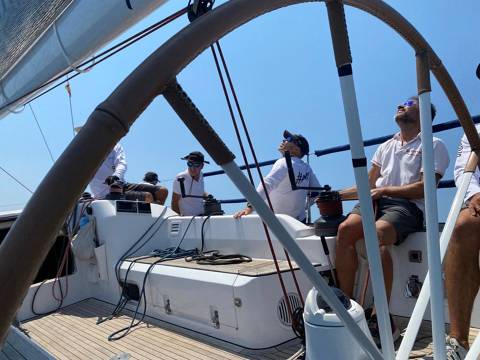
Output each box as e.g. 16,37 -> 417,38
107,215 -> 196,340
200,215 -> 210,252
185,250 -> 252,265
291,306 -> 305,344
29,104 -> 55,163
31,218 -> 77,317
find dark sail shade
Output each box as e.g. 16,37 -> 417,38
0,0 -> 73,80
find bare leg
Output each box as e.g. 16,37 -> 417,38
375,220 -> 397,304
154,187 -> 168,205
336,214 -> 364,298
445,209 -> 480,349
144,193 -> 154,203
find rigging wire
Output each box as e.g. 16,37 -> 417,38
0,164 -> 33,194
0,6 -> 188,114
210,41 -> 305,314
215,42 -> 306,303
29,104 -> 55,164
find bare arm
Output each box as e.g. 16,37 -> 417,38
370,173 -> 442,200
339,165 -> 381,200
171,192 -> 181,214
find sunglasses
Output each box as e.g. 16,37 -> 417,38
187,161 -> 202,168
402,100 -> 417,107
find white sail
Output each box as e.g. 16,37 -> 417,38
0,0 -> 169,119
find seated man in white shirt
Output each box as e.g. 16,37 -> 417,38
337,96 -> 450,344
234,130 -> 321,222
171,151 -> 209,216
444,123 -> 480,359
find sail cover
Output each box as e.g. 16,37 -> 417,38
0,0 -> 73,80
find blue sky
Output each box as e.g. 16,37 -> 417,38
0,0 -> 479,221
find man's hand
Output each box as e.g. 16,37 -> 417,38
234,207 -> 253,219
370,187 -> 387,200
468,193 -> 480,217
104,175 -> 120,185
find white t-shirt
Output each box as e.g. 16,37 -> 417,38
90,143 -> 127,199
172,169 -> 205,216
454,124 -> 480,201
372,132 -> 450,213
256,157 -> 321,221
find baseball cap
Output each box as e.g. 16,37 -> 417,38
143,171 -> 159,183
181,151 -> 210,164
283,130 -> 310,157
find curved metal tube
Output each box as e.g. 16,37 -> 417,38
0,0 -> 475,351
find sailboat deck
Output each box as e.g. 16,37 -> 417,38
20,298 -> 480,359
21,298 -> 302,360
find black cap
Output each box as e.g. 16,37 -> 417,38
181,151 -> 210,164
476,63 -> 480,80
143,171 -> 159,183
283,130 -> 310,157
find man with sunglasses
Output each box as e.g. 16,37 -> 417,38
172,151 -> 209,216
443,65 -> 480,360
336,96 -> 449,345
234,130 -> 320,222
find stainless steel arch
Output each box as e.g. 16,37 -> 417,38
0,0 -> 476,355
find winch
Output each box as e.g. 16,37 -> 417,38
314,190 -> 346,237
203,195 -> 224,216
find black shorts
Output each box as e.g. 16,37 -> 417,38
350,197 -> 424,245
124,183 -> 161,201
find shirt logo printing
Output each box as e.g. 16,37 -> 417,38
403,148 -> 421,157
457,144 -> 463,157
296,172 -> 309,185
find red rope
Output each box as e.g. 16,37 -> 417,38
211,41 -> 305,314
